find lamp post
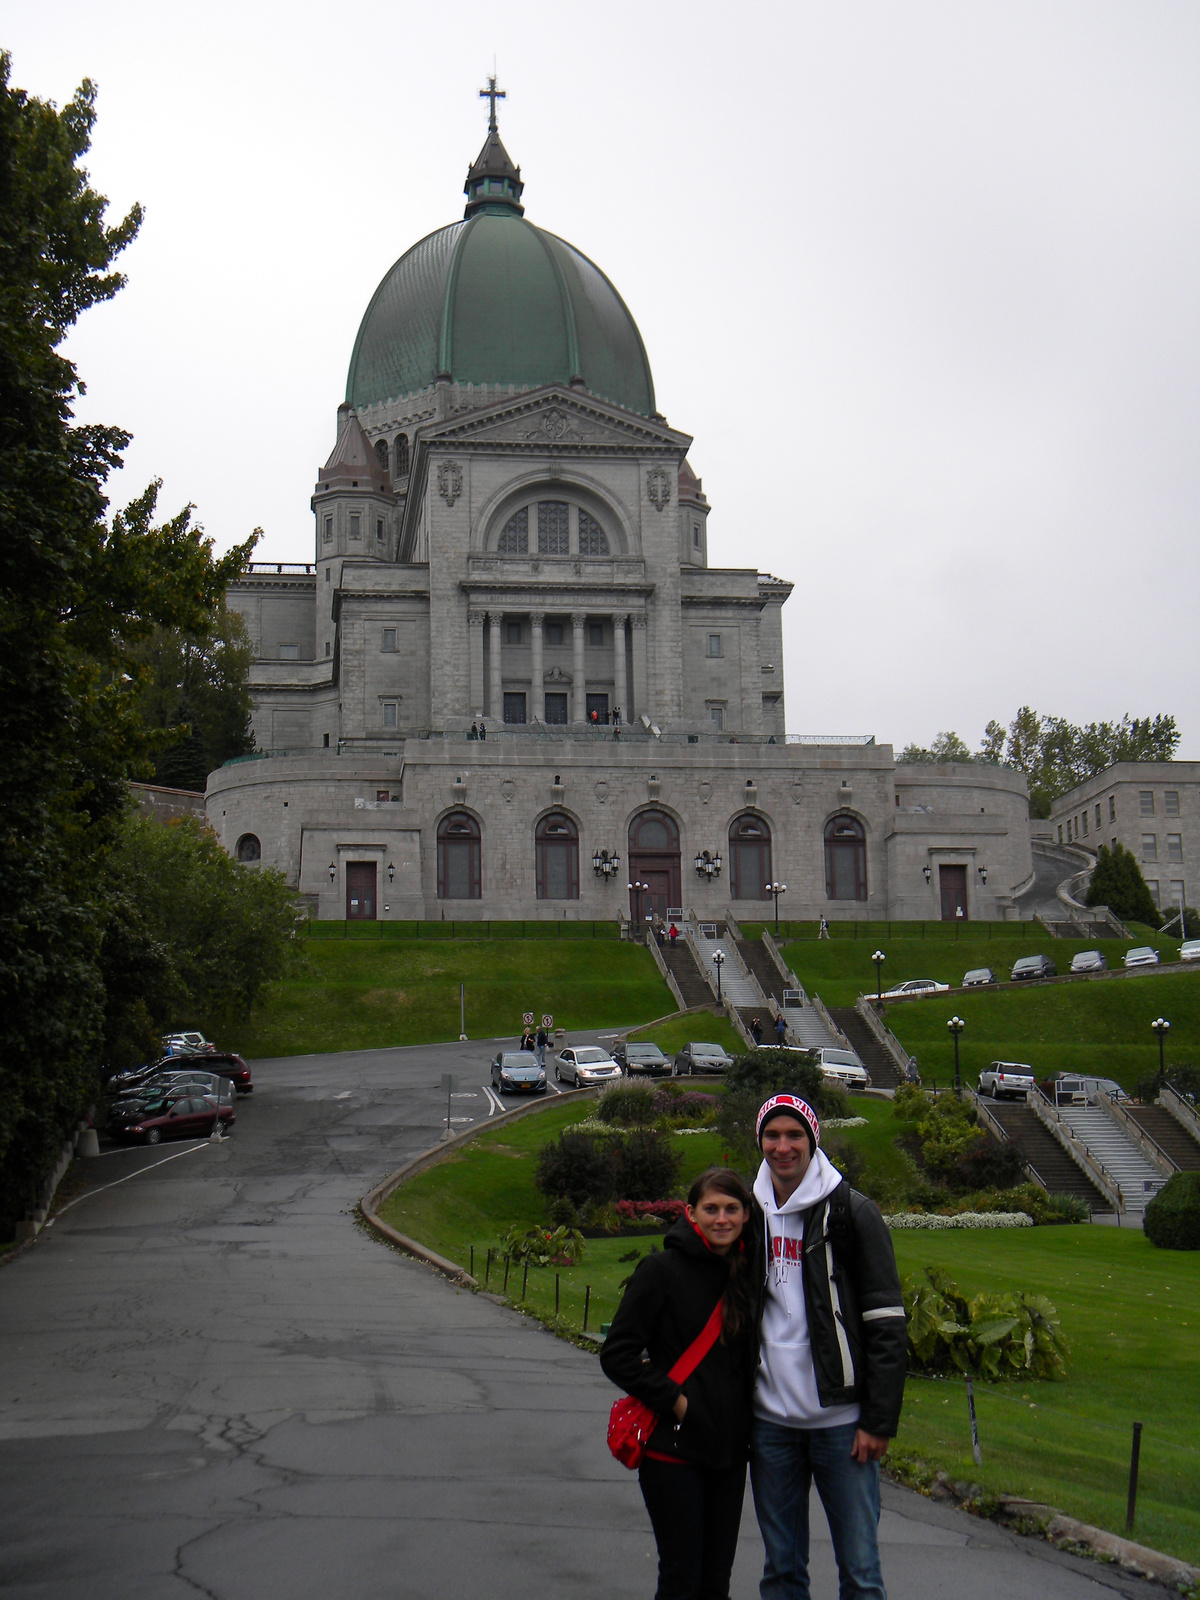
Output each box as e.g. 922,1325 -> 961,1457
712,948 -> 726,1004
694,850 -> 723,881
871,950 -> 886,1006
628,879 -> 650,935
593,849 -> 620,881
765,880 -> 787,936
947,1016 -> 965,1096
1151,1017 -> 1170,1089
328,862 -> 336,883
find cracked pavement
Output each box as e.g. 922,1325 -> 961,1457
0,1035 -> 1165,1598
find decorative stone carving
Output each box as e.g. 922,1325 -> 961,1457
544,665 -> 573,684
646,466 -> 672,512
501,778 -> 516,803
570,612 -> 587,629
522,407 -> 582,443
630,612 -> 648,630
467,608 -> 487,626
648,776 -> 662,800
529,610 -> 545,626
594,780 -> 609,803
792,780 -> 804,805
698,780 -> 713,804
437,460 -> 463,506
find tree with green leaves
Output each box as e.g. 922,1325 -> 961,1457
0,57 -> 256,1234
898,731 -> 974,765
128,605 -> 255,790
1085,843 -> 1161,929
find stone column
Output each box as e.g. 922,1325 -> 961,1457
612,612 -> 628,723
630,612 -> 648,724
488,612 -> 503,722
529,611 -> 544,724
571,611 -> 587,724
468,608 -> 486,717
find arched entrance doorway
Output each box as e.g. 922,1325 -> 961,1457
628,809 -> 681,922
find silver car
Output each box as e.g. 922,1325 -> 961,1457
1124,946 -> 1161,969
674,1042 -> 736,1076
554,1046 -> 622,1087
1070,950 -> 1108,974
977,1061 -> 1035,1100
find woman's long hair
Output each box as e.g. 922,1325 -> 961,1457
687,1167 -> 755,1340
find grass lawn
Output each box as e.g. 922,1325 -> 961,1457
375,1095 -> 1200,1564
874,971 -> 1200,1094
625,1012 -> 745,1058
234,938 -> 674,1057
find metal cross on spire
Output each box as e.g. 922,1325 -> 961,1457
479,75 -> 505,133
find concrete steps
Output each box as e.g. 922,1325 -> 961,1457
660,941 -> 712,1009
1125,1105 -> 1200,1170
1058,1107 -> 1167,1210
829,1008 -> 902,1090
985,1103 -> 1114,1212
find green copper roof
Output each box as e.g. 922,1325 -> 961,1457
345,209 -> 656,417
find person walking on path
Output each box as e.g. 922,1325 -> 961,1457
535,1024 -> 548,1069
668,922 -> 679,947
750,1095 -> 907,1600
601,1169 -> 758,1600
774,1014 -> 788,1047
520,1026 -> 535,1054
750,1016 -> 763,1046
818,915 -> 830,940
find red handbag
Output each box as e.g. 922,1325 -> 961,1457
607,1297 -> 726,1470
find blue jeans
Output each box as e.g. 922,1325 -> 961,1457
749,1419 -> 884,1600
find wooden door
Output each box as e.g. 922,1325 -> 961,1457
346,861 -> 377,921
939,864 -> 967,922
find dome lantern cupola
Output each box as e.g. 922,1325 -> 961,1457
464,77 -> 524,218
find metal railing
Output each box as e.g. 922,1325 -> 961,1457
1028,1089 -> 1124,1212
761,930 -> 808,1002
852,998 -> 913,1079
1096,1092 -> 1177,1178
970,1092 -> 1048,1191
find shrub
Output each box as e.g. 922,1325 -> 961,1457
903,1268 -> 1069,1379
535,1132 -> 617,1206
950,1135 -> 1028,1192
651,1088 -> 720,1125
892,1084 -> 932,1120
545,1195 -> 579,1228
1042,1191 -> 1091,1224
596,1083 -> 656,1125
1143,1170 -> 1200,1250
887,1213 -> 1033,1230
1086,841 -> 1162,928
1136,1064 -> 1200,1106
501,1224 -> 584,1266
613,1129 -> 682,1202
822,1134 -> 866,1190
615,1199 -> 686,1224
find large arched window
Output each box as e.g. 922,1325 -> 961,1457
236,833 -> 261,864
538,501 -> 569,554
498,509 -> 528,553
437,812 -> 481,899
394,433 -> 409,475
491,498 -> 617,558
374,438 -> 389,473
630,810 -> 679,852
825,815 -> 868,901
578,509 -> 609,555
536,812 -> 579,900
729,815 -> 771,900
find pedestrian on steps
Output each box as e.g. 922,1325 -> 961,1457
751,1017 -> 763,1046
774,1014 -> 788,1047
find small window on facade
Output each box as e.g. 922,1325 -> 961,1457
382,628 -> 397,652
1167,833 -> 1184,862
506,622 -> 522,645
1170,880 -> 1186,907
498,508 -> 528,553
1166,791 -> 1180,816
1082,811 -> 1088,836
325,567 -> 331,583
324,516 -> 333,543
693,524 -> 701,548
1109,795 -> 1116,822
707,634 -> 722,658
395,434 -> 409,475
374,438 -> 389,473
503,692 -> 527,724
349,513 -> 361,540
376,518 -> 384,541
376,789 -> 390,802
325,641 -> 331,657
546,622 -> 564,646
707,702 -> 725,731
1147,879 -> 1161,906
588,623 -> 604,646
537,501 -> 569,555
578,509 -> 609,556
1095,804 -> 1102,828
1057,824 -> 1063,843
236,834 -> 261,863
382,702 -> 398,729
323,733 -> 330,748
1143,833 -> 1158,862
280,643 -> 299,660
1140,791 -> 1155,815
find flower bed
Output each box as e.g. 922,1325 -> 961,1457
615,1199 -> 685,1224
884,1211 -> 1033,1229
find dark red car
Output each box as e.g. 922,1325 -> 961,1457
204,1052 -> 253,1094
123,1096 -> 235,1145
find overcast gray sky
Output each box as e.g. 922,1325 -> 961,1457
7,1 -> 1199,754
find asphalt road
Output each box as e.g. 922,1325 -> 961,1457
0,1034 -> 1164,1600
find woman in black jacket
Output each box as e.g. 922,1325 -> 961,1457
601,1168 -> 757,1600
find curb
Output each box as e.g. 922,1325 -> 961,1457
358,1085 -> 595,1286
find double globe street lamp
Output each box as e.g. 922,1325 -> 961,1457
712,947 -> 726,1004
871,950 -> 886,1006
765,881 -> 787,936
947,1016 -> 966,1096
1151,1016 -> 1171,1088
628,880 -> 650,936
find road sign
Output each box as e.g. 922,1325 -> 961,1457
542,1014 -> 553,1027
523,1012 -> 535,1026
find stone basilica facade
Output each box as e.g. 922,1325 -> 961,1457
209,91 -> 1032,924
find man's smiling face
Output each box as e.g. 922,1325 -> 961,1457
761,1116 -> 814,1200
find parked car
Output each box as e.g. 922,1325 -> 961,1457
814,1047 -> 870,1089
977,1061 -> 1036,1100
117,1095 -> 234,1145
674,1041 -> 736,1076
1011,954 -> 1058,981
961,968 -> 997,988
162,1032 -> 215,1056
881,979 -> 950,999
203,1052 -> 253,1094
490,1050 -> 546,1095
554,1046 -> 621,1088
1070,950 -> 1108,974
1179,940 -> 1200,962
1124,946 -> 1161,969
107,1087 -> 194,1132
614,1041 -> 673,1077
1044,1073 -> 1130,1106
113,1070 -> 235,1109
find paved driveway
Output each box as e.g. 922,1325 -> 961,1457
0,1036 -> 1161,1599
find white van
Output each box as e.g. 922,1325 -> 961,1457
815,1047 -> 871,1090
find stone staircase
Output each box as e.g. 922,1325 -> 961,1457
1122,1105 -> 1200,1171
660,940 -> 713,1009
828,1008 -> 902,1090
985,1103 -> 1113,1212
737,939 -> 788,1005
1058,1107 -> 1168,1210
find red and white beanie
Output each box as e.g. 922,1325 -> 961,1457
756,1094 -> 820,1150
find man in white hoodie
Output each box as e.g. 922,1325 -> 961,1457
749,1094 -> 907,1600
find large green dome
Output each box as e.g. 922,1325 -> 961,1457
345,208 -> 656,417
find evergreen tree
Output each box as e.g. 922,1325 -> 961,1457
1086,843 -> 1161,929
